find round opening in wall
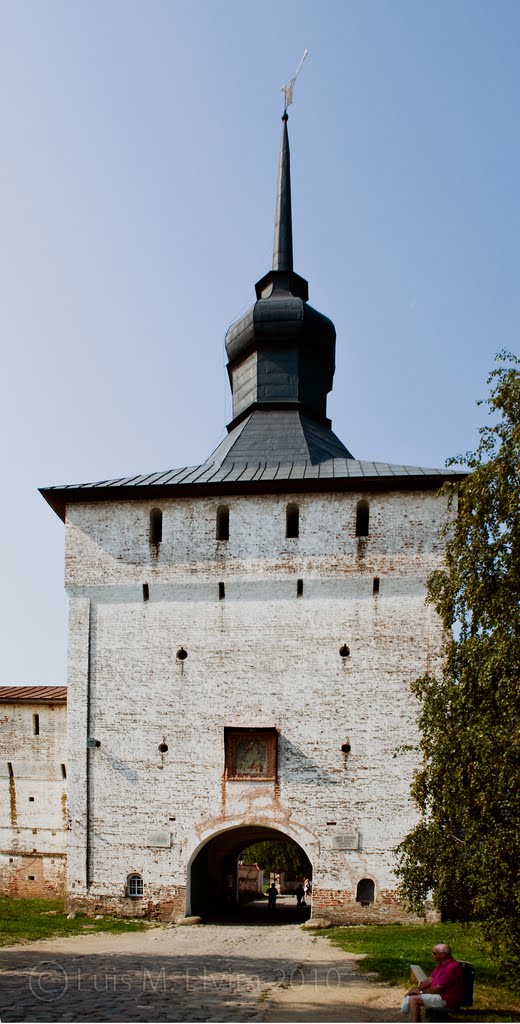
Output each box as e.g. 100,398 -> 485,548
176,647 -> 188,661
341,743 -> 351,754
339,644 -> 350,658
159,743 -> 169,753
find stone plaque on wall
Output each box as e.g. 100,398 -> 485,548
332,831 -> 359,850
146,831 -> 171,849
9,761 -> 64,780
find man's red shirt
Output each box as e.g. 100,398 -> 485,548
431,957 -> 464,1008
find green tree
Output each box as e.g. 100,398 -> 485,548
241,840 -> 311,878
397,352 -> 520,970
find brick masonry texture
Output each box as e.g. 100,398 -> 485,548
63,488 -> 448,921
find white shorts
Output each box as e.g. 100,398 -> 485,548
401,994 -> 447,1013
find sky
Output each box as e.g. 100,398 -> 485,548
1,0 -> 519,684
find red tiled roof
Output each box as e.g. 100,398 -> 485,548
0,686 -> 67,703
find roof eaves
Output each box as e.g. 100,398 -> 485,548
0,686 -> 67,703
40,462 -> 468,522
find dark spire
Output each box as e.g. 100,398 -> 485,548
272,113 -> 293,272
222,109 -> 352,462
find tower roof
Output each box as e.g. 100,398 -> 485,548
40,454 -> 465,522
224,113 -> 343,448
40,114 -> 467,522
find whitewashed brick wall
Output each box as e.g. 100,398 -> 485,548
64,488 -> 448,919
0,701 -> 67,896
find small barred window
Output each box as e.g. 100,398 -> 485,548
127,873 -> 144,898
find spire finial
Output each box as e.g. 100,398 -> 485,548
281,49 -> 308,115
273,51 -> 308,271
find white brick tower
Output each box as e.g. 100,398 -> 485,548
41,113 -> 463,921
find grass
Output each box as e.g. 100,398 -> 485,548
0,897 -> 150,946
312,922 -> 519,1022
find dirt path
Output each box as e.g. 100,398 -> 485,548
0,917 -> 405,1022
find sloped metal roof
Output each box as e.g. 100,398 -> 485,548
0,686 -> 67,703
40,409 -> 466,521
44,458 -> 461,493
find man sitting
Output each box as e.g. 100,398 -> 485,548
401,943 -> 464,1021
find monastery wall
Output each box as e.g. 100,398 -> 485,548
0,700 -> 67,897
64,489 -> 448,921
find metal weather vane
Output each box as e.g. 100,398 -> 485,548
281,49 -> 308,114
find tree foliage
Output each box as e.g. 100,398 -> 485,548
397,352 -> 520,969
241,840 -> 311,878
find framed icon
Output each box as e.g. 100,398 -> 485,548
225,728 -> 277,781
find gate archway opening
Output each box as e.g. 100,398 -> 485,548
188,824 -> 312,923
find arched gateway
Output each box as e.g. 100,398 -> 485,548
187,822 -> 314,918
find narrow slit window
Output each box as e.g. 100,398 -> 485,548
7,762 -> 13,778
355,500 -> 369,537
149,508 -> 163,544
373,576 -> 380,595
286,503 -> 299,538
33,714 -> 40,736
143,583 -> 150,602
219,582 -> 225,600
297,579 -> 304,597
61,764 -> 67,779
216,505 -> 229,541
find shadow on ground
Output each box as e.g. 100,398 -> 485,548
0,946 -> 389,1022
203,894 -> 311,926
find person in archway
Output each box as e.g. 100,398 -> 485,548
295,883 -> 305,907
267,882 -> 278,911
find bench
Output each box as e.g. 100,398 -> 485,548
409,962 -> 474,1022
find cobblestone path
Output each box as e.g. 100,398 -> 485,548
0,918 -> 404,1022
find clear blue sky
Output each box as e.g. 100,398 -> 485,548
1,0 -> 518,684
